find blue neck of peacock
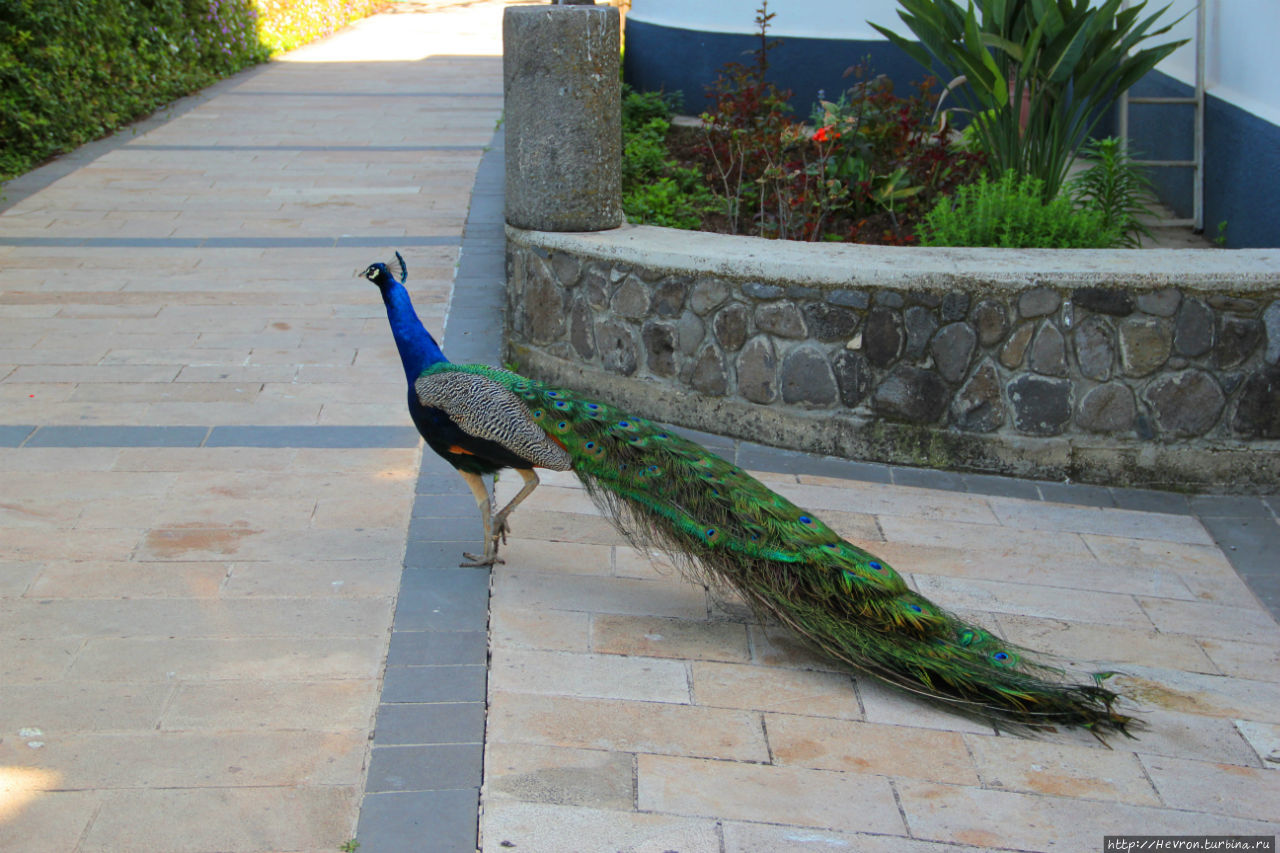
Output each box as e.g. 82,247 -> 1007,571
381,280 -> 448,384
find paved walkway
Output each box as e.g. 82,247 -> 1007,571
2,3 -> 1279,852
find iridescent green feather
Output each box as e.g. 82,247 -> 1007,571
471,366 -> 1131,737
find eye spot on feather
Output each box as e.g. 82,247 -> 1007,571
557,421 -> 568,430
907,603 -> 924,613
587,403 -> 600,410
546,391 -> 561,398
991,651 -> 1015,667
798,515 -> 814,526
531,410 -> 544,419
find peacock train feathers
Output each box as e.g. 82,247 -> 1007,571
362,253 -> 1135,738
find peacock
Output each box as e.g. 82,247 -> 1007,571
363,252 -> 1135,737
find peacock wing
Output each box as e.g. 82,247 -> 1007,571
414,368 -> 571,471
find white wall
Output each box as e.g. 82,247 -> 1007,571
628,0 -> 1280,125
1155,0 -> 1280,126
626,0 -> 905,41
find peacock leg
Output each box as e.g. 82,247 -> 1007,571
490,468 -> 540,549
458,470 -> 503,567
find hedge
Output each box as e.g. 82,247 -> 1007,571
0,0 -> 382,182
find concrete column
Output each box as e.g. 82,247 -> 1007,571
503,3 -> 622,231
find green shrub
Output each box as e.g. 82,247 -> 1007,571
1066,137 -> 1157,248
0,0 -> 382,183
621,86 -> 712,229
918,171 -> 1122,248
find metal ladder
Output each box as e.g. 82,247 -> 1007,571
1115,0 -> 1206,231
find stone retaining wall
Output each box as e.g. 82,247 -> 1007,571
505,225 -> 1280,491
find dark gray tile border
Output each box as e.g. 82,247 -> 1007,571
0,425 -> 36,447
206,425 -> 420,448
354,129 -> 507,851
380,665 -> 488,704
385,630 -> 487,667
365,743 -> 483,793
11,424 -> 421,449
123,143 -> 484,152
24,425 -> 210,447
0,235 -> 459,249
373,701 -> 486,746
355,789 -> 481,853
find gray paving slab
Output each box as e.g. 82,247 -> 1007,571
365,744 -> 483,793
380,665 -> 488,704
0,425 -> 35,446
206,424 -> 420,448
385,630 -> 488,667
356,789 -> 481,853
25,425 -> 209,447
373,701 -> 487,746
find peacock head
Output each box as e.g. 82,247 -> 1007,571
359,251 -> 408,289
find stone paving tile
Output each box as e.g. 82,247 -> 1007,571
483,456 -> 1280,851
637,753 -> 906,835
896,779 -> 1279,850
481,801 -> 721,853
79,786 -> 359,853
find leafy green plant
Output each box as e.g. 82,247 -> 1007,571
621,86 -> 713,229
808,70 -> 985,242
698,1 -> 795,234
0,0 -> 381,183
871,0 -> 1188,201
1066,137 -> 1157,248
918,171 -> 1122,248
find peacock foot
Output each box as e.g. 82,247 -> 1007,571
460,550 -> 504,568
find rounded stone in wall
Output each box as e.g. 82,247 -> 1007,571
689,277 -> 729,315
713,303 -> 751,352
950,358 -> 1003,432
1230,366 -> 1280,439
642,320 -> 678,377
651,278 -> 688,318
1007,375 -> 1072,436
1118,317 -> 1172,378
803,302 -> 859,343
971,300 -> 1009,347
570,296 -> 596,358
675,310 -> 704,356
1215,316 -> 1263,369
737,336 -> 778,404
596,318 -> 638,376
1017,287 -> 1060,319
1141,369 -> 1225,438
1264,300 -> 1280,365
689,344 -> 728,396
524,256 -> 567,343
863,307 -> 904,367
1076,383 -> 1136,433
1028,322 -> 1068,377
903,306 -> 938,359
755,301 -> 807,339
611,274 -> 651,319
931,322 -> 977,384
831,350 -> 872,408
1174,297 -> 1214,357
1073,316 -> 1115,381
1000,321 -> 1035,368
872,365 -> 948,424
780,345 -> 838,407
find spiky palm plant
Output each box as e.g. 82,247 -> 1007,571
871,0 -> 1187,201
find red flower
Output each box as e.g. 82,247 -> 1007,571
813,125 -> 840,143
